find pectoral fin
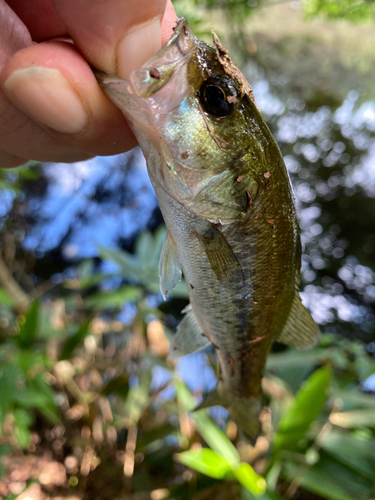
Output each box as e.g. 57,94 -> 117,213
168,307 -> 210,360
191,160 -> 259,222
278,291 -> 320,349
159,231 -> 182,300
195,225 -> 244,286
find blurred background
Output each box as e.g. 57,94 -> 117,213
1,1 -> 375,499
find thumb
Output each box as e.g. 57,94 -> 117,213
51,0 -> 177,79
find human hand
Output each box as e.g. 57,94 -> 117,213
0,0 -> 177,168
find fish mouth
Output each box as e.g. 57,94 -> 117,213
95,18 -> 195,99
128,18 -> 195,98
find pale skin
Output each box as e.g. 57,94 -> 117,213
0,0 -> 177,168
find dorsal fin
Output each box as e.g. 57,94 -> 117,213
278,291 -> 320,350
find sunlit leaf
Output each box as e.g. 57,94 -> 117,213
193,410 -> 240,469
274,365 -> 331,452
174,379 -> 240,468
177,448 -> 232,479
233,462 -> 267,495
174,378 -> 196,412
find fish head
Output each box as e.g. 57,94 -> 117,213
97,18 -> 261,222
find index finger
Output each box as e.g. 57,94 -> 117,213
51,0 -> 176,79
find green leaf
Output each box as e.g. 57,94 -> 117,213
177,448 -> 232,479
282,462 -> 352,500
14,408 -> 34,428
16,374 -> 59,422
174,378 -> 197,412
135,231 -> 156,267
234,463 -> 267,495
16,301 -> 39,349
332,388 -> 375,409
0,363 -> 22,425
99,247 -> 140,281
137,422 -> 178,451
274,365 -> 331,452
283,453 -> 373,500
86,286 -> 142,308
321,430 -> 375,461
241,490 -> 283,500
302,0 -> 375,23
17,350 -> 48,373
77,273 -> 112,289
174,379 -> 240,468
193,410 -> 240,469
320,430 -> 375,480
60,319 -> 91,360
0,288 -> 15,307
266,349 -> 324,393
14,426 -> 31,448
0,444 -> 13,457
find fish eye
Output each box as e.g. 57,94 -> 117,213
199,75 -> 238,117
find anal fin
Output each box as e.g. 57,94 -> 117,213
278,291 -> 320,349
168,306 -> 210,360
159,230 -> 182,300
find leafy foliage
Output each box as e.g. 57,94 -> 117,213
0,229 -> 374,497
303,0 -> 375,23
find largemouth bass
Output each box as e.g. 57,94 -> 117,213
96,18 -> 319,442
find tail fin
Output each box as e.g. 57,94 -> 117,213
195,384 -> 262,444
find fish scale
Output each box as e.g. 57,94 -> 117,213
96,17 -> 319,442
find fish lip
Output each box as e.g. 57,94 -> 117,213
165,17 -> 196,53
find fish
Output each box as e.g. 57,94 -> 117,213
96,18 -> 320,442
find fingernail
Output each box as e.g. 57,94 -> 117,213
117,17 -> 162,80
3,67 -> 88,134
